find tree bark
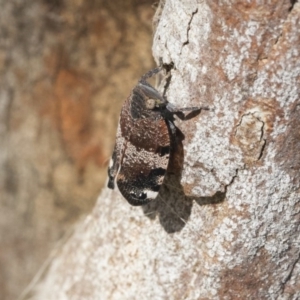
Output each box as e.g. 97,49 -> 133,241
24,0 -> 300,299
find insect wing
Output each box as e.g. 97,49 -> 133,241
117,140 -> 169,206
116,87 -> 170,206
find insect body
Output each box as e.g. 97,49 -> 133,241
107,67 -> 204,206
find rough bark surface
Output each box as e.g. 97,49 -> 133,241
25,0 -> 300,299
0,1 -> 155,299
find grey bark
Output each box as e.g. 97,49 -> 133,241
23,0 -> 300,299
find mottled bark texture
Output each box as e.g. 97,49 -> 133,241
0,1 -> 155,299
23,0 -> 300,299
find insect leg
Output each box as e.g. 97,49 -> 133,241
107,125 -> 126,190
166,103 -> 210,120
139,67 -> 162,83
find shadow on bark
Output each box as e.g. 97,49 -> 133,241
143,124 -> 225,233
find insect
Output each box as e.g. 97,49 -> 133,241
107,67 -> 208,206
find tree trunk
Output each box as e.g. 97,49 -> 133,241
24,0 -> 300,299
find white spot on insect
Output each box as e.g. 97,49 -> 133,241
156,176 -> 164,185
144,190 -> 158,199
109,158 -> 114,168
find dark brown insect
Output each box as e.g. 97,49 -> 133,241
107,67 -> 207,206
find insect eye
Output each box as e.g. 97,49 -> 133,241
145,98 -> 156,110
138,192 -> 147,200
